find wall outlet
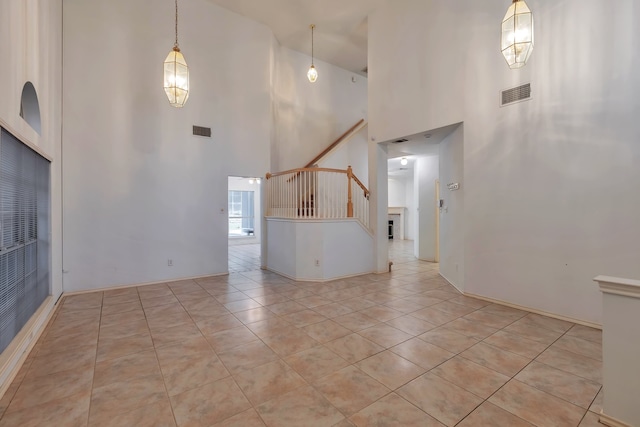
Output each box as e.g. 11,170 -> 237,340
315,259 -> 320,267
168,259 -> 173,267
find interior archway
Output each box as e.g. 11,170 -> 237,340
20,81 -> 41,135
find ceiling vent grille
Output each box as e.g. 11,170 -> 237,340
193,125 -> 211,137
501,83 -> 531,106
392,138 -> 408,144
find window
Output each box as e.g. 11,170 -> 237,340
228,191 -> 254,237
0,128 -> 50,353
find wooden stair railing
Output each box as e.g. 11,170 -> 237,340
304,119 -> 367,168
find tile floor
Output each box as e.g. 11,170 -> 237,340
0,241 -> 604,426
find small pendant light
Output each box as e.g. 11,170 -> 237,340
400,157 -> 408,166
164,0 -> 189,107
307,24 -> 318,83
501,0 -> 534,69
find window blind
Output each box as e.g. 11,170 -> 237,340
0,128 -> 50,353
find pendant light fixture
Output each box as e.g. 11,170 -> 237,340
400,157 -> 408,166
307,24 -> 318,83
164,0 -> 189,107
501,0 -> 534,69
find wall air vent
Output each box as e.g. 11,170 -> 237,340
392,138 -> 408,144
192,125 -> 212,137
501,83 -> 531,106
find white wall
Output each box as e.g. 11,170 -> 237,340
62,0 -> 272,291
388,177 -> 406,207
267,219 -> 373,281
272,47 -> 368,173
317,129 -> 369,185
439,124 -> 464,289
414,156 -> 439,261
0,0 -> 63,300
228,176 -> 261,246
369,0 -> 640,324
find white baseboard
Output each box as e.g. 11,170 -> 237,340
0,296 -> 59,400
265,267 -> 373,283
62,272 -> 229,296
599,411 -> 633,427
462,290 -> 602,330
439,272 -> 463,294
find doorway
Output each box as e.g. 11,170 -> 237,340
228,176 -> 261,273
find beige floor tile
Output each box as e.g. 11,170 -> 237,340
503,319 -> 565,345
261,328 -> 319,357
63,293 -> 104,311
37,328 -> 99,356
141,294 -> 180,309
245,318 -> 292,338
256,385 -> 344,427
334,297 -> 374,311
212,409 -> 266,427
390,337 -> 454,370
196,314 -> 244,336
234,360 -> 306,406
313,366 -> 390,416
482,330 -> 549,359
440,318 -> 498,340
88,399 -> 176,427
356,350 -> 425,390
147,311 -> 194,332
150,321 -> 204,348
281,309 -> 327,328
579,410 -> 603,427
99,318 -> 149,341
431,356 -> 510,399
160,350 -> 230,396
217,341 -> 280,375
349,393 -> 444,427
233,307 -> 278,324
8,366 -> 93,412
102,293 -> 140,307
382,298 -> 425,314
567,324 -> 602,344
515,361 -> 601,408
489,380 -> 585,427
430,301 -> 477,317
181,298 -> 230,319
303,319 -> 352,343
460,342 -> 531,377
397,372 -> 483,426
418,328 -> 479,353
325,333 -> 384,364
457,402 -> 533,427
170,377 -> 251,427
312,302 -> 354,318
96,332 -> 154,362
175,289 -> 212,303
251,293 -> 290,306
101,300 -> 143,316
552,335 -> 602,361
46,316 -> 100,338
478,304 -> 528,321
285,345 -> 350,382
27,343 -> 96,378
447,295 -> 491,309
357,324 -> 412,348
0,389 -> 90,427
263,300 -> 306,315
385,315 -> 436,336
407,295 -> 446,307
53,306 -> 101,324
332,312 -> 379,332
519,313 -> 574,333
89,374 -> 168,421
100,308 -> 147,329
410,307 -> 460,325
589,388 -> 603,414
358,305 -> 402,322
168,281 -> 203,295
206,326 -> 259,353
536,347 -> 602,383
462,310 -> 516,329
93,349 -> 161,389
138,285 -> 173,300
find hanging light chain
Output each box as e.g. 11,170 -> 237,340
174,0 -> 179,50
310,24 -> 315,66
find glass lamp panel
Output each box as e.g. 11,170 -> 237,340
515,13 -> 533,43
514,0 -> 531,14
502,16 -> 515,50
307,65 -> 318,83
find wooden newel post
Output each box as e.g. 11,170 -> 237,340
347,166 -> 354,217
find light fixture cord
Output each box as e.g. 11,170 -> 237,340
311,24 -> 314,66
174,0 -> 179,49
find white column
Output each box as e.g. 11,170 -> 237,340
594,275 -> 640,427
368,141 -> 389,273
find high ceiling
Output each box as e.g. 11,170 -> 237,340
206,0 -> 387,75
